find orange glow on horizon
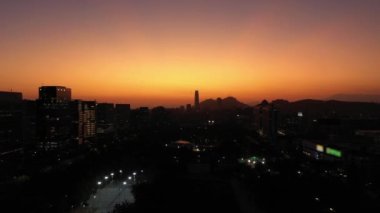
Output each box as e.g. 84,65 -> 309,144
1,1 -> 379,107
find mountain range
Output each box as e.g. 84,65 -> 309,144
198,96 -> 380,117
200,96 -> 248,110
270,99 -> 380,117
327,94 -> 380,103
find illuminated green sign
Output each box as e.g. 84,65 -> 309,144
326,147 -> 342,158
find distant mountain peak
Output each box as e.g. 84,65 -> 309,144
269,98 -> 380,117
200,96 -> 248,110
328,94 -> 380,103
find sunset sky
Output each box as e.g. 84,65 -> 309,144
1,0 -> 379,107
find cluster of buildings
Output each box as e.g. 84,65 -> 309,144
0,86 -> 131,152
252,99 -> 380,167
0,87 -> 205,153
3,85 -> 379,167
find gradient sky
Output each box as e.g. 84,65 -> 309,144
1,0 -> 379,107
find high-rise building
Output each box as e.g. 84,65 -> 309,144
115,104 -> 130,130
96,103 -> 115,125
37,86 -> 72,150
70,100 -> 96,144
194,90 -> 200,110
131,107 -> 150,130
70,100 -> 84,145
0,91 -> 23,152
96,103 -> 115,134
82,101 -> 96,141
39,86 -> 71,102
23,100 -> 37,147
254,100 -> 278,143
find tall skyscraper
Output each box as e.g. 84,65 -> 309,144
115,104 -> 131,131
0,91 -> 23,152
70,100 -> 96,145
96,103 -> 115,125
82,101 -> 96,141
96,103 -> 115,134
70,100 -> 84,145
194,90 -> 200,110
37,86 -> 72,150
38,86 -> 71,102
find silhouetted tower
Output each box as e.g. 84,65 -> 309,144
37,86 -> 72,150
194,90 -> 200,110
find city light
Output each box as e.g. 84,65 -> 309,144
316,144 -> 324,152
326,148 -> 342,158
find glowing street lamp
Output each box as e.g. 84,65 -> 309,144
132,172 -> 137,182
104,176 -> 109,180
97,181 -> 102,185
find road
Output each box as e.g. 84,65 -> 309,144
72,180 -> 135,213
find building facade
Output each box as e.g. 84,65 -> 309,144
37,86 -> 72,150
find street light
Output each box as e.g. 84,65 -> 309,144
123,181 -> 127,185
119,170 -> 123,174
104,176 -> 109,180
133,172 -> 137,182
110,172 -> 114,177
97,181 -> 102,185
128,176 -> 132,180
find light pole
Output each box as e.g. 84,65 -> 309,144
133,172 -> 137,183
110,172 -> 114,181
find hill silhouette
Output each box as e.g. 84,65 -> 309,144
270,99 -> 380,117
200,96 -> 248,110
328,94 -> 380,103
